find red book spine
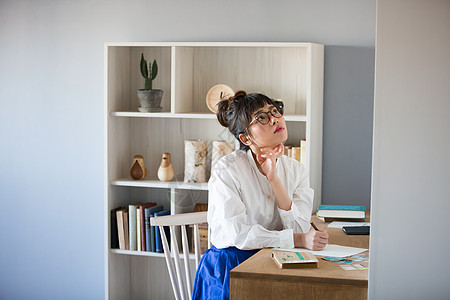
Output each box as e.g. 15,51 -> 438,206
140,202 -> 156,251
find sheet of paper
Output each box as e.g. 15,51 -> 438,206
328,221 -> 370,228
339,264 -> 368,271
274,244 -> 368,257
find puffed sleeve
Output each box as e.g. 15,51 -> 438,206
208,160 -> 295,250
277,163 -> 314,233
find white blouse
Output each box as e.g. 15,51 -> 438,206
207,149 -> 314,250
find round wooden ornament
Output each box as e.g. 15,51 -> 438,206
130,155 -> 147,180
206,84 -> 234,113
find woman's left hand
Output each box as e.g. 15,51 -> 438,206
256,143 -> 284,182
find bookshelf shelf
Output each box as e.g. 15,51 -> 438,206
105,42 -> 323,299
110,111 -> 307,122
111,178 -> 209,190
110,111 -> 216,119
110,249 -> 197,260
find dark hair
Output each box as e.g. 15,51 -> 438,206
216,91 -> 283,151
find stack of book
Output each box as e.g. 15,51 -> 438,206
190,203 -> 209,254
317,205 -> 366,222
111,203 -> 171,253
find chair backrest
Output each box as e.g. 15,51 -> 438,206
151,211 -> 209,300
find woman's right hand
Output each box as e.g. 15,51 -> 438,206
294,227 -> 329,251
256,143 -> 285,182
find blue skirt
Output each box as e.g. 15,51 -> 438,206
192,246 -> 259,300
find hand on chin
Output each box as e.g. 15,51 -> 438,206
257,143 -> 285,160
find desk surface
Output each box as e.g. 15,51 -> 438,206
230,213 -> 370,299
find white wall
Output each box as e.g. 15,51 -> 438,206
0,0 -> 375,298
370,0 -> 450,298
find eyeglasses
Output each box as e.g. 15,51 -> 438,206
248,106 -> 283,126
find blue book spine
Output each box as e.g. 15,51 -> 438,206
318,205 -> 366,211
150,213 -> 156,252
154,210 -> 170,253
144,209 -> 152,252
144,205 -> 163,252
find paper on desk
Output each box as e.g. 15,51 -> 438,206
274,244 -> 368,257
328,221 -> 370,229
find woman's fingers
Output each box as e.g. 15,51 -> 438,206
260,144 -> 284,159
274,144 -> 284,158
313,244 -> 326,251
317,228 -> 329,239
313,230 -> 328,250
260,152 -> 274,157
314,238 -> 327,249
260,148 -> 274,155
257,155 -> 269,165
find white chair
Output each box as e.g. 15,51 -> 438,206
150,211 -> 210,300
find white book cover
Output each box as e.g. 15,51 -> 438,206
317,209 -> 365,219
300,139 -> 307,164
136,208 -> 141,251
116,209 -> 126,250
128,205 -> 138,251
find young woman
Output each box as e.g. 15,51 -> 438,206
192,91 -> 328,300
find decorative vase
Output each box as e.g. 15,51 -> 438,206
211,140 -> 234,172
157,153 -> 174,182
184,140 -> 207,183
137,89 -> 163,112
130,155 -> 147,180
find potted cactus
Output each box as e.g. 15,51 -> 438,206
136,53 -> 163,112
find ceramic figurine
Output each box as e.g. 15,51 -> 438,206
184,140 -> 207,183
211,140 -> 234,172
157,153 -> 174,181
130,155 -> 147,180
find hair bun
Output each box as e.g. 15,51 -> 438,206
216,99 -> 230,127
216,90 -> 247,128
232,90 -> 247,99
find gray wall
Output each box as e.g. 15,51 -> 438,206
323,46 -> 375,207
0,0 -> 375,298
370,0 -> 450,298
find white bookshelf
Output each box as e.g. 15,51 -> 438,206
105,42 -> 324,299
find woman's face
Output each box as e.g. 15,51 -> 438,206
246,103 -> 288,150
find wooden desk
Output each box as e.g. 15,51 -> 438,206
230,215 -> 370,300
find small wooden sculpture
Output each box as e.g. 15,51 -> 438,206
184,140 -> 207,183
211,140 -> 234,172
130,155 -> 147,180
157,153 -> 174,181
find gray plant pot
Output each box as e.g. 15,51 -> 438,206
137,89 -> 163,112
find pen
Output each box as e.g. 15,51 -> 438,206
310,221 -> 319,231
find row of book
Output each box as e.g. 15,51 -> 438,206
284,139 -> 306,163
111,203 -> 170,253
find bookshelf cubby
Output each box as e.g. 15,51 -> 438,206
105,42 -> 324,299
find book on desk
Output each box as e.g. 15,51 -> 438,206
317,205 -> 366,222
272,251 -> 318,269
